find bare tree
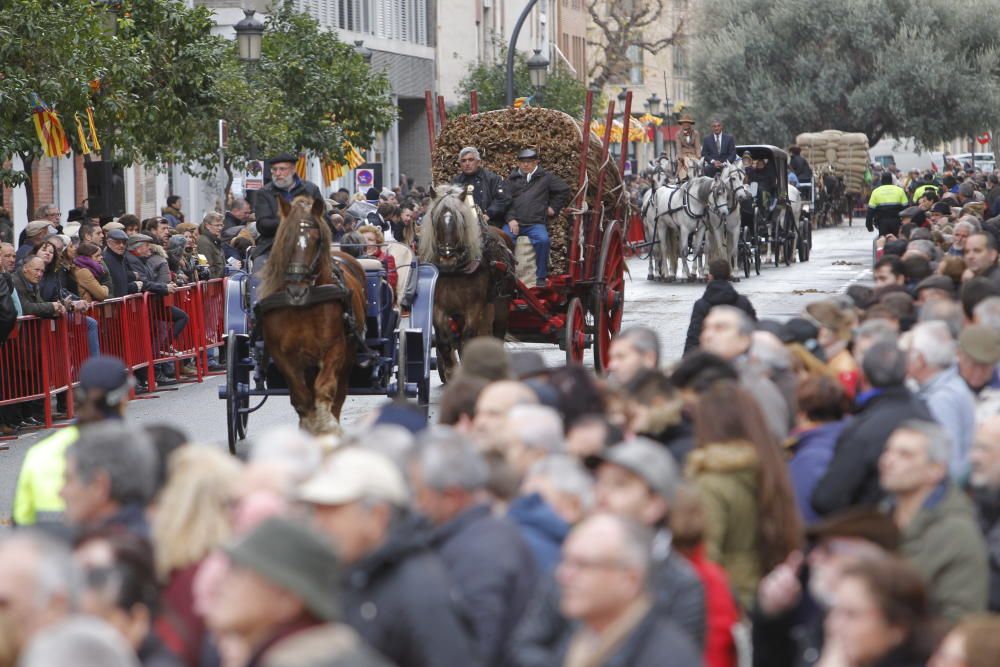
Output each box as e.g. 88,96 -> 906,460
586,0 -> 684,89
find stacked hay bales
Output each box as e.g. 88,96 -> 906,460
431,107 -> 628,275
796,130 -> 870,194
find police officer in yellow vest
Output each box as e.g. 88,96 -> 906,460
13,355 -> 133,526
867,172 -> 910,236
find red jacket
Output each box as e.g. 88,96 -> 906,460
371,249 -> 397,289
681,543 -> 740,667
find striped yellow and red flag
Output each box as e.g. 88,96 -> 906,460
32,104 -> 70,158
295,154 -> 307,179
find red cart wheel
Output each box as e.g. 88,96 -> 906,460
564,297 -> 587,365
593,221 -> 626,372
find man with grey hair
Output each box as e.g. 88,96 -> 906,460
919,298 -> 963,339
505,404 -> 565,479
0,531 -> 78,659
905,321 -> 976,476
409,427 -> 536,667
879,420 -> 988,621
19,616 -> 139,667
812,341 -> 932,516
607,325 -> 660,385
223,197 -> 251,231
974,295 -> 1000,330
59,422 -> 157,537
555,513 -> 702,666
452,145 -> 510,226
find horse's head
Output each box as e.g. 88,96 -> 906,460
722,162 -> 751,204
418,185 -> 482,270
709,174 -> 731,218
275,196 -> 329,304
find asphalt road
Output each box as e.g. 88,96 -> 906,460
0,221 -> 873,520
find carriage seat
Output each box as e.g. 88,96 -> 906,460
360,261 -> 394,339
356,258 -> 385,272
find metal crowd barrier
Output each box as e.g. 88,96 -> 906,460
0,278 -> 228,430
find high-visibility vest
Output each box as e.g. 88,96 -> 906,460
868,184 -> 909,207
913,183 -> 940,202
12,426 -> 78,526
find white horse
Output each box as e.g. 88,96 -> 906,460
705,161 -> 752,270
641,176 -> 729,282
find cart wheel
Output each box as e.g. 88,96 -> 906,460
394,327 -> 407,399
783,213 -> 795,267
564,298 -> 587,365
799,218 -> 812,262
593,221 -> 626,372
740,241 -> 750,279
225,331 -> 249,455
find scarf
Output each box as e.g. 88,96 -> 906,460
74,255 -> 105,279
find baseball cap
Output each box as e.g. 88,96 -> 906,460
297,447 -> 408,507
591,437 -> 680,501
959,324 -> 1000,365
79,355 -> 129,392
107,229 -> 128,242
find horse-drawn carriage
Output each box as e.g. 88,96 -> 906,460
218,197 -> 436,453
738,144 -> 811,267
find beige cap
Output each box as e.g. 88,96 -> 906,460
297,447 -> 408,507
960,325 -> 1000,366
102,221 -> 125,232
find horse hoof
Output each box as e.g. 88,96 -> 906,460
647,274 -> 655,281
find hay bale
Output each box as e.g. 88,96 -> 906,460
431,107 -> 627,276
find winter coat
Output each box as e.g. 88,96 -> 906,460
146,245 -> 171,284
917,366 -> 976,478
508,545 -> 706,667
223,211 -> 245,231
507,493 -> 569,575
894,483 -> 988,622
252,177 -> 325,259
686,441 -> 762,607
103,247 -> 141,297
556,604 -> 703,667
971,485 -> 1000,612
197,227 -> 226,279
161,205 -> 183,227
810,386 -> 932,517
125,253 -> 170,295
340,514 -> 478,667
683,544 -> 739,667
735,356 -> 791,442
504,167 -> 572,227
73,265 -> 110,303
247,621 -> 395,667
787,421 -> 846,525
750,594 -> 824,667
11,270 -> 57,318
452,168 -> 511,226
428,503 -> 537,667
684,281 -> 757,354
649,418 -> 697,467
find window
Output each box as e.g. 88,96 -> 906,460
294,0 -> 429,45
627,44 -> 643,85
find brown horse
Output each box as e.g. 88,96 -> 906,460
419,185 -> 513,382
258,195 -> 366,435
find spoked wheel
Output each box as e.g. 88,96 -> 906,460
593,221 -> 626,373
564,297 -> 587,365
225,331 -> 249,455
783,212 -> 795,266
739,235 -> 751,278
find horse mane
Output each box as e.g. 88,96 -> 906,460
260,195 -> 333,299
689,176 -> 713,201
418,184 -> 483,264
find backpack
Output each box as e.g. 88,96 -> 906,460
0,273 -> 19,345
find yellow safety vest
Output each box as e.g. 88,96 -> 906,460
868,184 -> 909,207
913,183 -> 940,202
12,426 -> 78,526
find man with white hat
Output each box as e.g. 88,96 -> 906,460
297,448 -> 476,667
14,220 -> 56,265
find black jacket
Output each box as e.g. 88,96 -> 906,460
811,386 -> 932,516
790,154 -> 813,182
504,167 -> 571,227
452,168 -> 511,226
428,504 -> 536,667
223,211 -> 245,231
252,177 -> 324,259
684,280 -> 757,353
751,595 -> 825,667
103,247 -> 141,297
971,485 -> 1000,612
508,547 -> 705,667
125,253 -> 170,295
554,606 -> 703,667
341,515 -> 478,667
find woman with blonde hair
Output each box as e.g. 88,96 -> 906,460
152,445 -> 241,666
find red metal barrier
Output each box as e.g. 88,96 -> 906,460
144,286 -> 204,391
0,317 -> 65,428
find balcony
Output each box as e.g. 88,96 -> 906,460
294,0 -> 429,46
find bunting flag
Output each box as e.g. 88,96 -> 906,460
74,113 -> 91,154
31,95 -> 70,158
295,154 -> 307,179
513,96 -> 530,109
86,107 -> 101,152
321,142 -> 367,186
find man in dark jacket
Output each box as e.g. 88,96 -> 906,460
252,153 -> 324,264
556,513 -> 702,667
452,147 -> 510,226
12,257 -> 64,318
969,415 -> 1000,611
701,119 -> 737,177
685,259 -> 756,354
297,448 -> 478,667
811,341 -> 932,517
788,145 -> 813,184
223,198 -> 251,231
125,235 -> 185,386
410,429 -> 537,667
503,148 -> 571,284
102,230 -> 141,297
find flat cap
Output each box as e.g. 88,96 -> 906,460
106,229 -> 128,242
590,437 -> 679,501
25,221 -> 52,237
269,152 -> 298,165
516,148 -> 539,160
959,324 -> 1000,365
297,447 -> 409,508
102,221 -> 125,232
914,275 -> 955,296
899,206 -> 923,219
127,233 -> 154,248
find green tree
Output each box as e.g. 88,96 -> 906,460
690,0 -> 1000,147
454,46 -> 587,118
214,1 -> 396,196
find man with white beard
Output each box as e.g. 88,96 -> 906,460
251,152 -> 325,268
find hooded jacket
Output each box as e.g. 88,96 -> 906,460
507,493 -> 569,575
787,420 -> 846,525
684,280 -> 757,353
340,514 -> 478,667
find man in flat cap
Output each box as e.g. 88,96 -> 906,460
252,153 -> 324,268
14,220 -> 56,266
503,148 -> 571,286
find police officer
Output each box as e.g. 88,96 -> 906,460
13,355 -> 133,527
451,147 -> 510,227
252,153 -> 325,267
503,148 -> 571,286
866,172 -> 910,236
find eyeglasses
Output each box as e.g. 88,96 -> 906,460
559,556 -> 631,572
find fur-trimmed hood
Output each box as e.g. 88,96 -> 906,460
685,441 -> 759,476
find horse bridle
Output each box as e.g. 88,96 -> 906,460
436,210 -> 464,262
285,219 -> 322,285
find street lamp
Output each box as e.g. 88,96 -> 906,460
354,40 -> 373,65
526,48 -> 549,103
234,9 -> 265,64
646,93 -> 661,116
98,0 -> 121,36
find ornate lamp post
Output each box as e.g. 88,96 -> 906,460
354,40 -> 373,65
234,9 -> 265,64
526,48 -> 550,105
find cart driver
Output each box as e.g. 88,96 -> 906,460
251,152 -> 325,275
746,154 -> 778,213
674,113 -> 701,181
451,146 -> 511,227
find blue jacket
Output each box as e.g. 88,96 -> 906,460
788,421 -> 846,525
507,493 -> 569,575
919,366 -> 977,479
